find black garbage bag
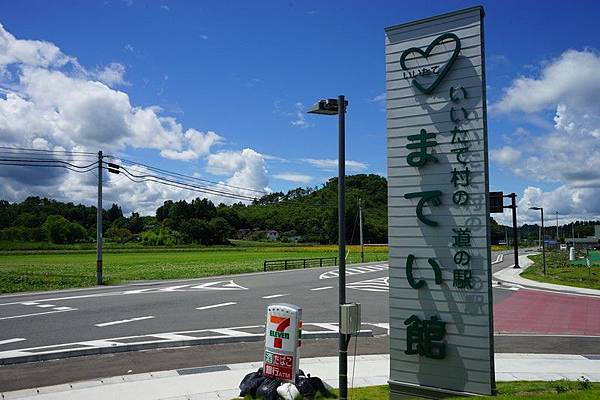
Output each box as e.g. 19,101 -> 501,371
307,375 -> 332,397
239,368 -> 265,397
295,376 -> 316,400
255,377 -> 281,400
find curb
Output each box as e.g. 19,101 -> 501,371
0,329 -> 373,366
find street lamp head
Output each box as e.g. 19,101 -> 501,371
529,206 -> 542,210
307,98 -> 348,116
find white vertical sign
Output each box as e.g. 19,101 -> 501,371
385,6 -> 495,397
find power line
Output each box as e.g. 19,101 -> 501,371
107,156 -> 267,195
107,164 -> 258,202
0,157 -> 98,170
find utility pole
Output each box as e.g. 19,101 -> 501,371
572,221 -> 575,248
359,198 -> 364,263
96,151 -> 103,285
505,227 -> 508,246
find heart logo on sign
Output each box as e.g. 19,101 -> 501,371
399,32 -> 461,95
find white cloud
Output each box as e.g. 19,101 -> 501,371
492,50 -> 600,114
290,102 -> 311,128
200,34 -> 208,41
0,24 -> 267,212
491,49 -> 600,222
490,146 -> 521,166
94,62 -> 128,86
206,149 -> 270,200
272,172 -> 313,184
160,4 -> 170,11
301,158 -> 368,172
369,93 -> 386,103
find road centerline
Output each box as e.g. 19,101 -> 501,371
261,294 -> 288,299
95,316 -> 155,327
310,286 -> 333,291
196,302 -> 237,310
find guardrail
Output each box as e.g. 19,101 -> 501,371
263,257 -> 337,272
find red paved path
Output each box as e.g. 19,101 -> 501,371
494,289 -> 600,335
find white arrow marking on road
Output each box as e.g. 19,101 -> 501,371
310,286 -> 333,291
262,294 -> 287,299
196,302 -> 237,310
161,285 -> 192,292
0,338 -> 26,345
95,316 -> 155,327
319,264 -> 388,279
191,280 -> 247,290
347,277 -> 389,292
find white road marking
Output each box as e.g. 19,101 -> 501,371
262,294 -> 287,299
161,285 -> 191,292
190,280 -> 248,291
310,286 -> 333,291
52,306 -> 76,311
95,316 -> 155,327
492,254 -> 504,265
36,304 -> 56,308
319,264 -> 388,280
20,302 -> 39,306
123,288 -> 154,294
0,309 -> 78,320
196,302 -> 237,310
347,277 -> 389,292
0,322 -> 385,361
0,338 -> 26,345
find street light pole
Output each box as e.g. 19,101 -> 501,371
530,206 -> 546,275
555,211 -> 559,242
337,94 -> 349,400
308,96 -> 349,400
542,208 -> 546,275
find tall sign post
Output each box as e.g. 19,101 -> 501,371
385,7 -> 495,398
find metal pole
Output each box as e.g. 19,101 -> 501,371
96,151 -> 103,285
359,198 -> 364,263
510,193 -> 519,269
556,211 -> 559,242
338,95 -> 348,400
541,208 -> 546,275
572,222 -> 575,249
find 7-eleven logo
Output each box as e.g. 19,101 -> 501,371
269,316 -> 290,349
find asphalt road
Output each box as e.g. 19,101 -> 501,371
2,249 -> 600,391
0,253 -> 519,353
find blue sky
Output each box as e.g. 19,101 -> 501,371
1,0 -> 599,223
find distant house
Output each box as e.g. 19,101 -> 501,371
266,230 -> 279,241
237,229 -> 251,239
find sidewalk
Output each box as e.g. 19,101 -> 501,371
3,353 -> 600,400
493,254 -> 600,297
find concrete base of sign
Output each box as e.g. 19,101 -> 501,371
389,379 -> 491,399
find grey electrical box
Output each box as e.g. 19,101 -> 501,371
340,303 -> 361,335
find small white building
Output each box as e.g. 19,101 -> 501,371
266,230 -> 279,241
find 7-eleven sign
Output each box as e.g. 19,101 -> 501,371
264,304 -> 302,382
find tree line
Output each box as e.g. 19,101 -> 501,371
2,173 -> 596,246
0,174 -> 388,246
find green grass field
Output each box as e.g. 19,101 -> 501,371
240,381 -> 600,399
0,242 -> 389,293
521,251 -> 600,290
